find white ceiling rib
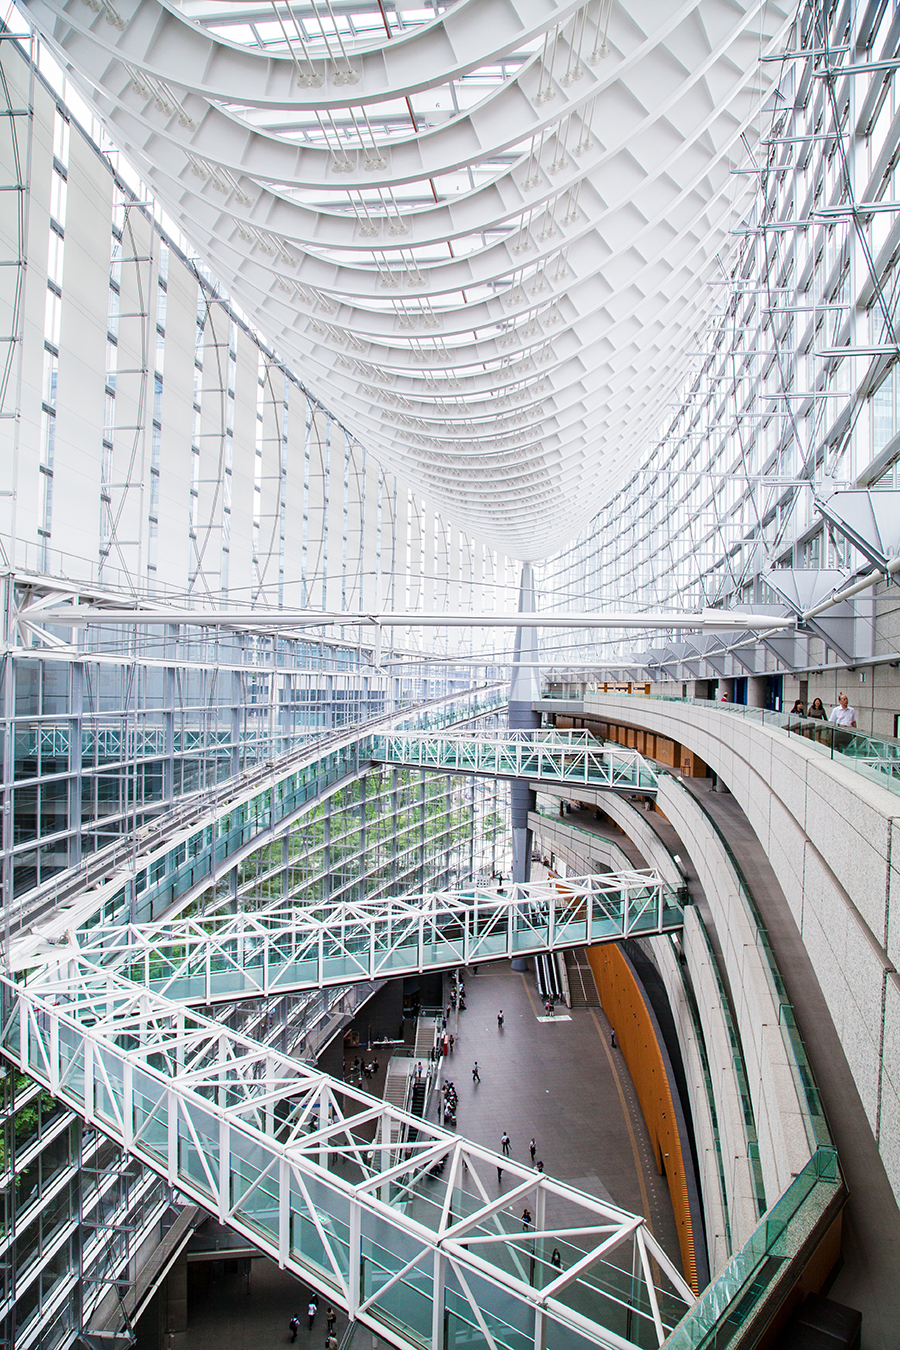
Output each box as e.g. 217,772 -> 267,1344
25,0 -> 793,558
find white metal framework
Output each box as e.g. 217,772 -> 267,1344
20,0 -> 794,558
0,960 -> 696,1350
371,728 -> 659,792
17,872 -> 682,1004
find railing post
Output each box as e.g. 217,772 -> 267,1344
167,1085 -> 178,1185
264,932 -> 269,999
83,1037 -> 95,1125
432,1249 -> 446,1350
279,1156 -> 290,1266
49,1015 -> 59,1097
533,1309 -> 547,1350
348,1195 -> 361,1319
218,1117 -> 230,1218
122,1058 -> 132,1151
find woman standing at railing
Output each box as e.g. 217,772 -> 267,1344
808,698 -> 827,720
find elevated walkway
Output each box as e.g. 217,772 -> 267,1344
0,958 -> 695,1350
18,873 -> 684,1005
371,730 -> 658,794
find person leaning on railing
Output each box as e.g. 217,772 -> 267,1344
789,695 -> 827,744
828,692 -> 857,753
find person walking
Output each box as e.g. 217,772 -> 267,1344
610,1028 -> 616,1049
326,1305 -> 336,1337
472,1061 -> 480,1083
308,1298 -> 318,1330
529,1138 -> 536,1164
497,1009 -> 504,1028
522,1207 -> 533,1230
326,1337 -> 338,1350
501,1131 -> 511,1156
497,1165 -> 503,1184
289,1315 -> 300,1343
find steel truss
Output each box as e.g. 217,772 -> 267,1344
371,731 -> 658,794
0,962 -> 695,1350
19,873 -> 682,1006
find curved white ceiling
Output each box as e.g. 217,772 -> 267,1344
25,0 -> 793,559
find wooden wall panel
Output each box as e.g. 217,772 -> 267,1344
586,942 -> 699,1293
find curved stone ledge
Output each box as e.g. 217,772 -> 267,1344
574,695 -> 900,1207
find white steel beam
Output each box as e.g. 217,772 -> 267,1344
34,605 -> 794,629
370,729 -> 660,792
15,872 -> 683,1004
0,962 -> 696,1350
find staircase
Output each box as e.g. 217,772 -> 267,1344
565,948 -> 602,1008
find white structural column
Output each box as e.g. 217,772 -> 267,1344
17,872 -> 683,1004
20,0 -> 795,559
0,961 -> 696,1350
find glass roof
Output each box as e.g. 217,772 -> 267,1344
27,0 -> 794,556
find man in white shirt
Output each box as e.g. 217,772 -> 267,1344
829,693 -> 857,728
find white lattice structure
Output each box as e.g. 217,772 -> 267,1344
15,872 -> 682,1004
371,728 -> 659,790
0,960 -> 695,1350
21,0 -> 794,558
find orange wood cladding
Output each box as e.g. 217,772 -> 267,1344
585,943 -> 699,1294
559,715 -> 708,778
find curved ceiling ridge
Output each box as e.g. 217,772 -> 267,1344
24,0 -> 794,559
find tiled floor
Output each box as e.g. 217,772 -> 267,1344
170,1257 -> 349,1350
169,960 -> 683,1347
430,961 -> 679,1253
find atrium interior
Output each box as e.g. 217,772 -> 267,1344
0,0 -> 899,1348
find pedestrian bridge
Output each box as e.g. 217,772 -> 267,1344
0,953 -> 695,1350
370,730 -> 659,794
18,872 -> 684,1006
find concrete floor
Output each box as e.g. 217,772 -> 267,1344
171,960 -> 683,1347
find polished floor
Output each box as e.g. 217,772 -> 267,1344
170,960 -> 682,1347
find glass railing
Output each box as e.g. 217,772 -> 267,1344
665,773 -> 832,1156
665,1148 -> 843,1350
553,691 -> 900,798
73,875 -> 685,1004
532,804 -> 767,1216
371,731 -> 660,793
9,685 -> 509,944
